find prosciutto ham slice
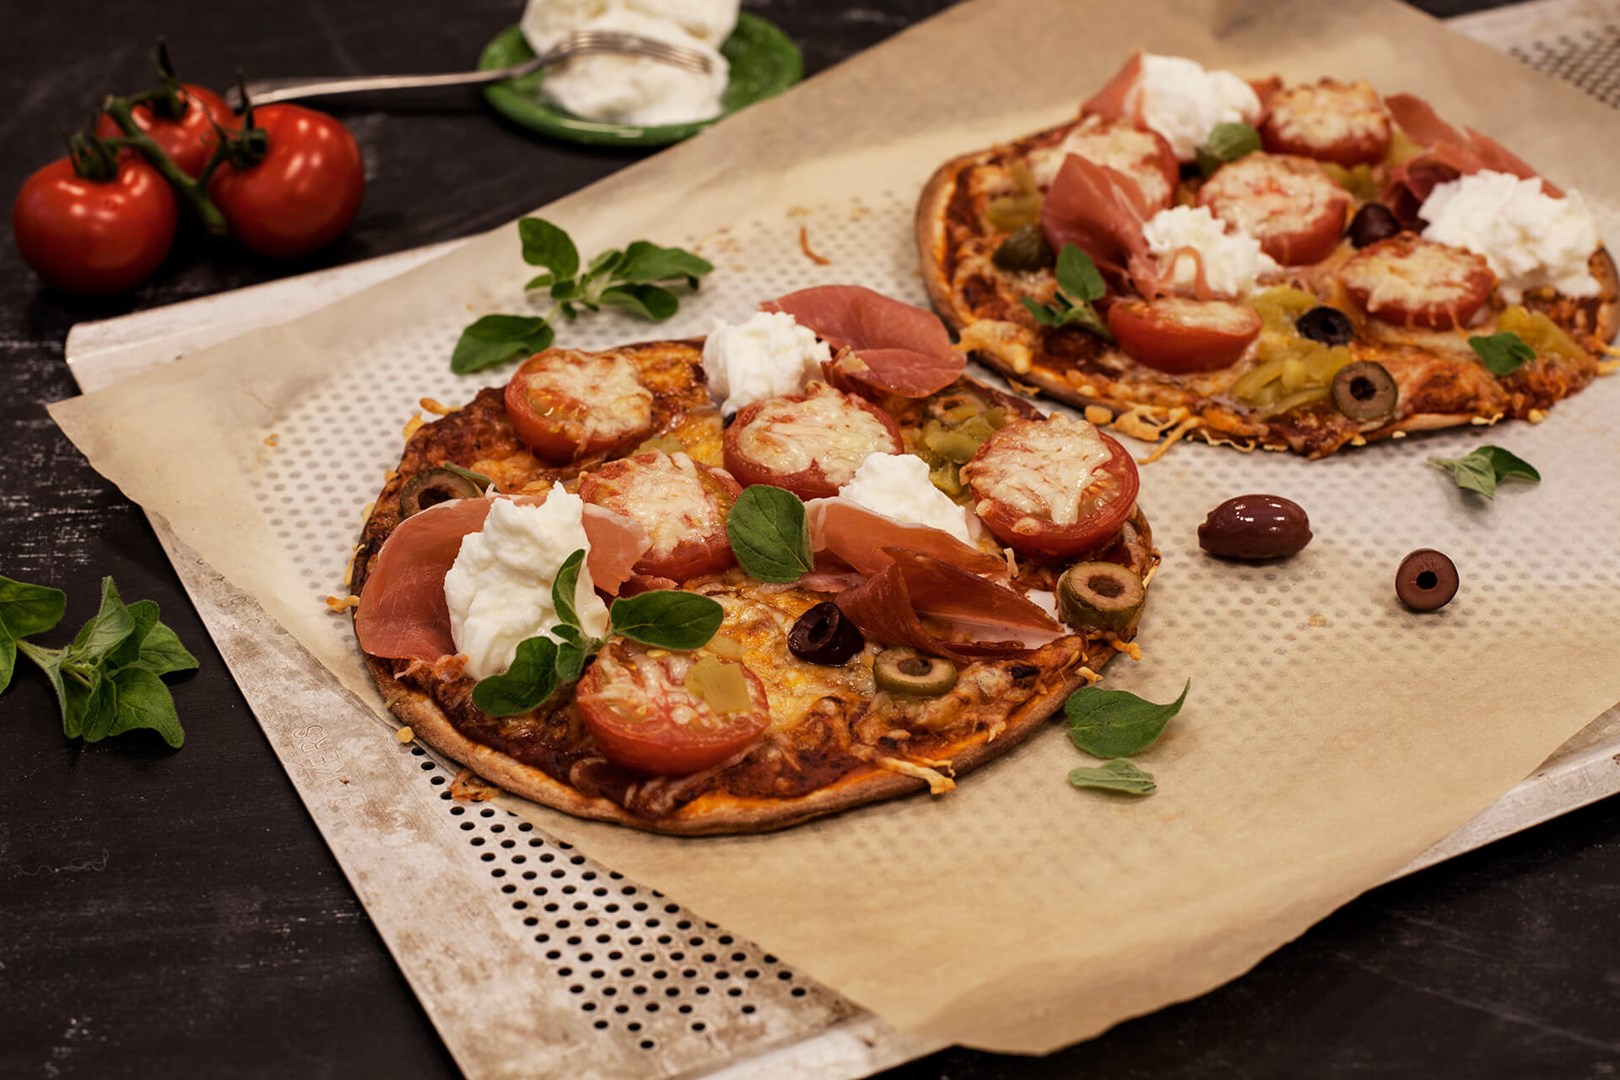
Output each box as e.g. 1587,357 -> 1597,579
354,495 -> 649,663
1080,51 -> 1145,122
1384,93 -> 1559,220
1040,154 -> 1154,287
836,549 -> 1065,663
763,285 -> 964,397
805,496 -> 1005,578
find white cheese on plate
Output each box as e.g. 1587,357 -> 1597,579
1130,54 -> 1261,162
520,0 -> 733,125
443,487 -> 610,681
701,310 -> 831,415
1419,170 -> 1601,303
840,452 -> 978,545
1142,205 -> 1277,297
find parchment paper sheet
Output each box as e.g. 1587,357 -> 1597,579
51,0 -> 1620,1055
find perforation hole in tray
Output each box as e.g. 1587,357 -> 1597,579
407,743 -> 848,1050
1510,24 -> 1620,108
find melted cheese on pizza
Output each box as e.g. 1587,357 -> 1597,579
964,414 -> 1111,526
1267,81 -> 1388,150
733,384 -> 896,486
528,350 -> 654,442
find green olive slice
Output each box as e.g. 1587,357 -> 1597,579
1330,360 -> 1398,423
991,223 -> 1054,272
1056,562 -> 1145,633
399,467 -> 484,518
873,647 -> 958,696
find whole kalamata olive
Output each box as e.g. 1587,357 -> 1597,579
1198,494 -> 1313,560
788,601 -> 865,665
1396,549 -> 1459,611
1348,203 -> 1400,249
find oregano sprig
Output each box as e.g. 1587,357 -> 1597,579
1020,244 -> 1114,342
469,550 -> 724,716
3,575 -> 197,748
451,218 -> 715,374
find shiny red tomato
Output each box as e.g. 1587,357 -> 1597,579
964,418 -> 1140,559
1108,297 -> 1262,374
208,105 -> 364,258
13,153 -> 178,295
576,642 -> 770,776
579,452 -> 741,581
96,84 -> 236,179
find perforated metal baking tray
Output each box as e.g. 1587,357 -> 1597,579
62,4 -> 1620,1075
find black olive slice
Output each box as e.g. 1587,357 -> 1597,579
787,601 -> 865,666
1331,360 -> 1398,423
1348,203 -> 1400,249
1056,562 -> 1145,632
873,647 -> 958,696
399,467 -> 484,518
1295,306 -> 1355,346
1396,549 -> 1459,611
992,223 -> 1055,272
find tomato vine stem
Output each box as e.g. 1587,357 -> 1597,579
100,95 -> 228,235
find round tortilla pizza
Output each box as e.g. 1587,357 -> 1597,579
917,53 -> 1620,459
351,289 -> 1159,835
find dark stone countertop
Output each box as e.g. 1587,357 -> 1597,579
2,1 -> 1614,1077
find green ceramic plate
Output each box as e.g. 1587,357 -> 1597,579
478,13 -> 803,147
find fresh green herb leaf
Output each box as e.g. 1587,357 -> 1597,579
7,576 -> 194,748
1468,332 -> 1534,376
552,549 -> 586,631
471,635 -> 560,717
73,578 -> 136,663
78,672 -> 119,742
108,666 -> 184,748
609,591 -> 724,651
1055,243 -> 1105,303
550,623 -> 587,648
0,630 -> 13,695
1020,245 -> 1115,342
1429,444 -> 1541,499
451,315 -> 555,375
1068,758 -> 1157,795
585,248 -> 626,281
554,641 -> 591,684
107,598 -> 160,670
616,240 -> 714,285
1065,679 -> 1189,758
518,217 -> 580,279
17,639 -> 68,724
1196,121 -> 1261,178
0,575 -> 67,639
600,283 -> 680,321
456,221 -> 714,372
134,618 -> 199,677
726,485 -> 813,584
1020,296 -> 1064,328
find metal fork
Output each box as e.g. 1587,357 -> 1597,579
226,29 -> 714,109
